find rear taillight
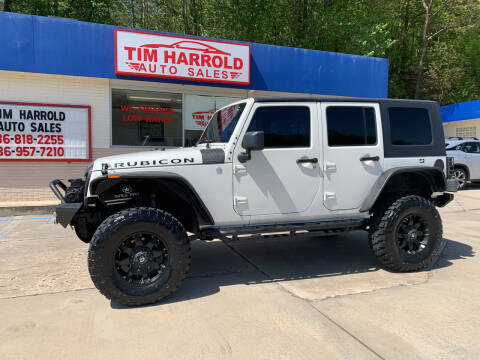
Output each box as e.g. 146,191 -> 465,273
446,156 -> 455,178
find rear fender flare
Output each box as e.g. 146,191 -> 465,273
360,167 -> 446,212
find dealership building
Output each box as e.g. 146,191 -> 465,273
0,12 -> 388,202
441,100 -> 480,138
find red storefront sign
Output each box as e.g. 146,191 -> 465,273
115,29 -> 250,85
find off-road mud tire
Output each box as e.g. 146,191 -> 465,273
88,207 -> 190,306
369,195 -> 443,272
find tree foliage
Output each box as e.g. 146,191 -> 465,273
2,0 -> 479,104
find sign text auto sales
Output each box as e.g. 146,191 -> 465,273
0,102 -> 90,161
115,29 -> 250,85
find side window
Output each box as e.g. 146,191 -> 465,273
326,106 -> 377,146
463,142 -> 480,153
247,106 -> 310,148
389,107 -> 432,145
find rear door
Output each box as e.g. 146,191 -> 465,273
321,102 -> 384,210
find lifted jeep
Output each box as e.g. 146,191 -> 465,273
51,97 -> 458,306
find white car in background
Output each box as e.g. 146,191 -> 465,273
445,137 -> 480,189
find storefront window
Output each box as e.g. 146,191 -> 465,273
112,89 -> 182,147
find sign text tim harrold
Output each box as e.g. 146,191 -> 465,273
115,29 -> 250,85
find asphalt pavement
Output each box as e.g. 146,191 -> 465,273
0,187 -> 479,359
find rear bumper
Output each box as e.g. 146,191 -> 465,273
434,193 -> 454,207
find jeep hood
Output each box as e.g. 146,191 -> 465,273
91,147 -> 225,172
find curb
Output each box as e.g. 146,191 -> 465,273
0,205 -> 57,217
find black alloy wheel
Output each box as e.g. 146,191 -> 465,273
396,214 -> 431,258
88,207 -> 190,306
114,232 -> 169,287
369,195 -> 443,272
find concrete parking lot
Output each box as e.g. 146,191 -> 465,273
1,188 -> 479,360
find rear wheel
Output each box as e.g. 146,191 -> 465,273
453,167 -> 468,190
88,207 -> 190,306
369,195 -> 443,272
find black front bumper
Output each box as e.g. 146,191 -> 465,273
50,179 -> 83,228
55,202 -> 83,227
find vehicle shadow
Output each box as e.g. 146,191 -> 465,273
465,183 -> 480,191
111,232 -> 474,309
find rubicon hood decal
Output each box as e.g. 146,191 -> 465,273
93,147 -> 225,171
113,157 -> 196,168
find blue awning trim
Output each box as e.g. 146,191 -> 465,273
0,12 -> 389,98
441,100 -> 480,123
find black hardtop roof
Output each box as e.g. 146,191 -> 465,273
254,97 -> 438,105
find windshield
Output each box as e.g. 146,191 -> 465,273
197,103 -> 246,144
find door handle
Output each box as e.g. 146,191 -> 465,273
297,157 -> 318,164
360,156 -> 380,162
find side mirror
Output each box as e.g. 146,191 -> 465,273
238,131 -> 264,163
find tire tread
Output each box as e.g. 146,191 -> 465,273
88,207 -> 190,306
369,195 -> 443,272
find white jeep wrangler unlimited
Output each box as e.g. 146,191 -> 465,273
51,97 -> 458,306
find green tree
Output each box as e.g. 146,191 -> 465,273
2,0 -> 480,104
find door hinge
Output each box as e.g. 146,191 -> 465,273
233,165 -> 247,175
324,192 -> 336,201
234,196 -> 248,206
324,162 -> 336,172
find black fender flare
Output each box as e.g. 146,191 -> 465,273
90,172 -> 214,227
360,167 -> 446,212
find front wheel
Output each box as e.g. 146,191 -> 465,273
369,195 -> 443,272
88,207 -> 190,306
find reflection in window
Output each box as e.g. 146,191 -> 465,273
183,95 -> 241,146
197,103 -> 246,144
112,89 -> 182,147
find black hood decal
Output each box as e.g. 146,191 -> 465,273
200,149 -> 225,164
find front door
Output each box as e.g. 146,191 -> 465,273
321,102 -> 384,210
232,103 -> 321,217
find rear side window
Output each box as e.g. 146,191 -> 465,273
326,106 -> 377,146
247,106 -> 310,148
389,107 -> 432,145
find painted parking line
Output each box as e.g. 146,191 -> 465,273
0,217 -> 54,222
